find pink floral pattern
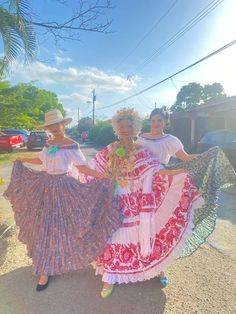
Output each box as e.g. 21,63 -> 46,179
96,176 -> 198,275
92,145 -> 202,281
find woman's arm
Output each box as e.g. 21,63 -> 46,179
16,157 -> 42,165
76,165 -> 110,179
158,168 -> 187,176
175,150 -> 200,161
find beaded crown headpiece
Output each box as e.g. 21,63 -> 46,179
116,108 -> 140,121
112,107 -> 142,137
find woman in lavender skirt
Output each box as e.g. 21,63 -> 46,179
4,109 -> 121,291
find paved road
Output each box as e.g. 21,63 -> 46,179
0,145 -> 236,314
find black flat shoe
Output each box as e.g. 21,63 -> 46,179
36,277 -> 50,292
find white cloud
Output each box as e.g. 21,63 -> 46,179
55,56 -> 72,65
58,92 -> 90,104
10,61 -> 136,93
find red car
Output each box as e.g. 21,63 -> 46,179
0,131 -> 23,152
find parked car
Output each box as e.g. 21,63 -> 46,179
1,129 -> 29,146
27,130 -> 50,150
0,131 -> 23,152
197,130 -> 236,169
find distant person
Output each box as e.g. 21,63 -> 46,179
81,131 -> 87,143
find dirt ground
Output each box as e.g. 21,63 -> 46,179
0,146 -> 236,314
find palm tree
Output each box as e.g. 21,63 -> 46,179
0,0 -> 36,75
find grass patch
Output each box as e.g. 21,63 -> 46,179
0,149 -> 38,164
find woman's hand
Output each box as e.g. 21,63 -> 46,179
15,157 -> 42,164
77,165 -> 111,179
188,153 -> 201,160
98,172 -> 111,179
173,168 -> 188,175
175,150 -> 201,161
158,168 -> 188,176
16,157 -> 25,162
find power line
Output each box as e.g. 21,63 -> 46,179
133,0 -> 223,74
170,78 -> 179,91
131,0 -> 224,75
132,86 -> 154,110
96,39 -> 236,111
113,0 -> 179,70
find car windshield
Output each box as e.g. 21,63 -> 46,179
30,132 -> 47,136
201,132 -> 226,144
225,133 -> 236,143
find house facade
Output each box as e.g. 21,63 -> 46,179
170,95 -> 236,151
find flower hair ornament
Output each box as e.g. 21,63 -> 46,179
111,107 -> 142,138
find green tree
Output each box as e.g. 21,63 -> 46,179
171,83 -> 203,112
77,117 -> 93,133
89,120 -> 117,146
0,1 -> 112,74
0,81 -> 64,128
171,82 -> 227,112
202,83 -> 226,103
0,0 -> 36,74
141,118 -> 150,133
0,80 -> 10,90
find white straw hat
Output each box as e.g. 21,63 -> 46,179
43,109 -> 72,127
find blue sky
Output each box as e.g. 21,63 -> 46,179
1,0 -> 236,124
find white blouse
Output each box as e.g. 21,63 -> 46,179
39,146 -> 87,175
137,134 -> 184,164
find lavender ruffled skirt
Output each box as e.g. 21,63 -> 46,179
4,161 -> 121,275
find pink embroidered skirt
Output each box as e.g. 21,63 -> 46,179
4,161 -> 121,275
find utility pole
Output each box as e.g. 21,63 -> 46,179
92,89 -> 96,125
155,102 -> 157,108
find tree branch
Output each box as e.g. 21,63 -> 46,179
30,0 -> 113,42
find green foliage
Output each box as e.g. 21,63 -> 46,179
171,83 -> 203,112
77,117 -> 93,133
89,121 -> 117,146
171,82 -> 226,112
0,80 -> 10,89
0,80 -> 64,129
202,83 -> 226,103
0,1 -> 36,74
89,118 -> 155,146
67,125 -> 79,137
141,119 -> 150,133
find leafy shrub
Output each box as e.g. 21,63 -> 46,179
89,121 -> 117,146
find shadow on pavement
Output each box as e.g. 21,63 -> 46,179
0,223 -> 10,268
0,266 -> 166,314
217,188 -> 236,224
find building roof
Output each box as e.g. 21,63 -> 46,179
190,95 -> 236,112
171,95 -> 236,119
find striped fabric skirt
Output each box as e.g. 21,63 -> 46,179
4,161 -> 121,275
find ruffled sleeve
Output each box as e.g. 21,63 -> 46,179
67,148 -> 87,166
38,147 -> 47,163
168,136 -> 184,156
90,145 -> 111,173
